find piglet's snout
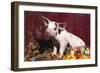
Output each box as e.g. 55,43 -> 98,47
44,31 -> 51,37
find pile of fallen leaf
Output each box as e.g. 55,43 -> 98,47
63,47 -> 90,60
24,42 -> 90,61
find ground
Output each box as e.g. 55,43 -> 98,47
24,42 -> 90,61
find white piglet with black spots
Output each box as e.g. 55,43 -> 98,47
42,16 -> 85,58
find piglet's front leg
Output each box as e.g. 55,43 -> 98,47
52,46 -> 57,56
59,44 -> 66,58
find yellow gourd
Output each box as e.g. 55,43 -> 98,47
63,54 -> 76,60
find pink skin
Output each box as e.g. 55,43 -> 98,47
42,16 -> 85,58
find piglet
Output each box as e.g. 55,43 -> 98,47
42,16 -> 85,58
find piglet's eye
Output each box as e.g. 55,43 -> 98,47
54,28 -> 56,30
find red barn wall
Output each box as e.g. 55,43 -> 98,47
24,11 -> 90,47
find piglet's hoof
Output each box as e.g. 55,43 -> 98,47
58,56 -> 63,60
57,54 -> 63,60
55,54 -> 63,60
52,55 -> 58,60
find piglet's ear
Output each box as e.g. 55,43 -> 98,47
58,22 -> 66,28
42,16 -> 50,26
